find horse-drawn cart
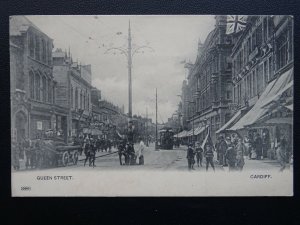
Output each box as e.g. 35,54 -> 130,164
31,138 -> 82,168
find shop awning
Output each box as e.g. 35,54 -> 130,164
229,68 -> 293,131
174,130 -> 188,138
194,125 -> 208,135
187,129 -> 194,137
216,110 -> 242,134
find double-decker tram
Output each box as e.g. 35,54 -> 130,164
158,127 -> 174,150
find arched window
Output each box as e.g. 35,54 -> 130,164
48,80 -> 52,103
29,71 -> 34,99
42,76 -> 46,102
35,36 -> 40,61
35,73 -> 40,101
80,90 -> 82,109
29,33 -> 35,57
75,88 -> 78,109
70,86 -> 73,108
83,92 -> 86,109
48,42 -> 52,65
41,39 -> 46,63
52,85 -> 55,104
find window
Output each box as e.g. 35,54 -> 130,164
41,39 -> 46,63
48,81 -> 52,103
83,93 -> 86,110
263,17 -> 268,42
250,72 -> 253,97
35,74 -> 40,101
247,75 -> 250,97
42,76 -> 46,102
70,86 -> 73,108
277,31 -> 288,70
267,16 -> 273,38
288,21 -> 293,62
80,90 -> 83,109
251,31 -> 256,51
35,36 -> 40,61
29,71 -> 34,99
52,85 -> 55,103
247,37 -> 251,55
48,42 -> 52,65
264,60 -> 268,86
268,56 -> 273,79
253,70 -> 256,96
75,88 -> 78,109
256,24 -> 262,47
29,33 -> 34,57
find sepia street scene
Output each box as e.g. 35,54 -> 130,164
10,15 -> 293,173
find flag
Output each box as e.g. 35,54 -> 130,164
226,15 -> 248,35
180,59 -> 186,64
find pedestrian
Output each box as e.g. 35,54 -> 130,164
186,143 -> 195,171
217,136 -> 227,166
11,140 -> 20,170
277,133 -> 288,172
255,133 -> 263,160
195,142 -> 203,167
225,144 -> 236,172
204,143 -> 215,172
224,136 -> 232,166
136,138 -> 145,165
236,138 -> 245,171
117,139 -> 126,165
128,142 -> 136,165
23,137 -> 31,169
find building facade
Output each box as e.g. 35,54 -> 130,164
183,15 -> 234,142
52,48 -> 92,140
228,15 -> 293,158
10,16 -> 63,143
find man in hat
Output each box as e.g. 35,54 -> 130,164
195,141 -> 203,167
225,143 -> 237,171
204,142 -> 215,171
186,143 -> 195,170
217,136 -> 227,166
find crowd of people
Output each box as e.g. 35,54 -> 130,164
185,128 -> 292,172
74,134 -> 146,167
11,137 -> 59,170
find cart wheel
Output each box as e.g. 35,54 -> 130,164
73,151 -> 79,165
62,151 -> 69,167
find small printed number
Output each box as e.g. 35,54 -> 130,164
21,186 -> 31,191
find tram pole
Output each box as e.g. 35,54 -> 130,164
155,88 -> 158,150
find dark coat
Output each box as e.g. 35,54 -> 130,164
186,147 -> 195,159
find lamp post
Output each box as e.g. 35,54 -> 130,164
104,21 -> 154,123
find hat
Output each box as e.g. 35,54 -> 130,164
188,143 -> 193,147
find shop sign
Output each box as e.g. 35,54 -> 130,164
37,121 -> 43,130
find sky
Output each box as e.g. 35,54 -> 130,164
28,15 -> 215,123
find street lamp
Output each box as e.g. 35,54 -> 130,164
104,21 -> 154,123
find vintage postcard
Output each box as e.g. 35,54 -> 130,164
10,15 -> 293,196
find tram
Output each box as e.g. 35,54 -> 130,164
158,127 -> 174,150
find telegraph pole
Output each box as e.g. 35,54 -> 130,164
146,107 -> 149,146
155,88 -> 158,150
128,21 -> 132,120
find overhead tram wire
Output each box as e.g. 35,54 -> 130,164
56,17 -> 124,50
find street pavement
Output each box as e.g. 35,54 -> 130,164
15,143 -> 291,172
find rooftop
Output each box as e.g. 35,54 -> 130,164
10,16 -> 52,40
